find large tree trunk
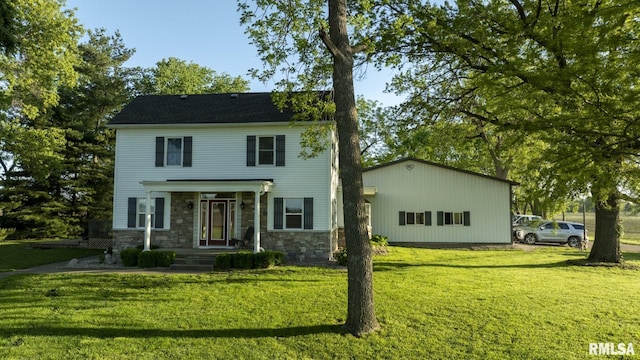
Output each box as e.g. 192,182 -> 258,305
327,0 -> 379,336
588,192 -> 622,263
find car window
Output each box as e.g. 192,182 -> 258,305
572,224 -> 585,230
558,223 -> 570,230
543,223 -> 555,229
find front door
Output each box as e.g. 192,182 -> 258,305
199,199 -> 236,247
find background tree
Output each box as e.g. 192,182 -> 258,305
0,0 -> 82,237
1,28 -> 137,239
239,0 -> 380,335
142,57 -> 249,95
357,96 -> 393,167
0,1 -> 18,54
370,0 -> 640,263
50,29 -> 137,236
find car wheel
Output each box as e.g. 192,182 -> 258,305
567,236 -> 580,248
524,233 -> 537,245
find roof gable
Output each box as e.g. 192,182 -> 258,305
364,157 -> 519,186
108,93 -> 296,126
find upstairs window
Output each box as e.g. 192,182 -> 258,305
247,135 -> 285,166
166,138 -> 182,166
155,136 -> 192,167
258,136 -> 275,165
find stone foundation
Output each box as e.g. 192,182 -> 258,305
113,192 -> 195,250
112,191 -> 337,262
261,230 -> 336,261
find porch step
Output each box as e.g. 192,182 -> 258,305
170,254 -> 217,271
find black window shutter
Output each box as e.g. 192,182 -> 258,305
276,135 -> 286,166
399,211 -> 406,226
183,136 -> 192,167
246,135 -> 256,166
155,198 -> 165,229
155,137 -> 164,167
274,197 -> 283,229
127,197 -> 137,228
463,211 -> 471,226
304,197 -> 313,229
437,211 -> 444,226
425,211 -> 432,226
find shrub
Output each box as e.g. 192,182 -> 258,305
233,251 -> 255,269
0,228 -> 15,241
271,251 -> 284,266
254,251 -> 284,268
155,251 -> 176,267
121,248 -> 142,267
138,251 -> 158,268
370,234 -> 389,247
135,244 -> 160,250
214,253 -> 232,270
334,248 -> 348,266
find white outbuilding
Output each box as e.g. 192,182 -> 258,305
340,158 -> 518,245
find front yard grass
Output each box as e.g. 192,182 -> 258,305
0,246 -> 638,359
0,240 -> 103,272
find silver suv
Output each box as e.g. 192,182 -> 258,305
515,220 -> 588,247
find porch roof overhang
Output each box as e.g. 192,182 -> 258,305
140,179 -> 274,194
337,186 -> 377,196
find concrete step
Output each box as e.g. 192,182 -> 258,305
170,254 -> 218,271
173,257 -> 216,265
169,263 -> 214,271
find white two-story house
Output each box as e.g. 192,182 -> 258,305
108,93 -> 340,261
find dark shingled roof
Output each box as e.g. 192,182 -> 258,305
108,93 -> 296,126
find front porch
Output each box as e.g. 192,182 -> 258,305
112,180 -> 338,261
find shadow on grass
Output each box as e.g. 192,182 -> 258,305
373,260 -> 576,272
374,251 -> 640,272
0,324 -> 345,339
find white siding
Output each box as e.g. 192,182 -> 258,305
112,123 -> 335,231
362,160 -> 513,244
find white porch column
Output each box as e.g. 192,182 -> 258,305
253,191 -> 261,253
143,191 -> 152,251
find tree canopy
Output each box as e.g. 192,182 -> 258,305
368,0 -> 640,262
142,57 -> 250,95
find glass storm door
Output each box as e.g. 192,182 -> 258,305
199,200 -> 235,247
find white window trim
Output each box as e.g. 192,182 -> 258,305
404,211 -> 425,225
136,198 -> 156,229
166,137 -> 183,166
284,198 -> 303,229
257,135 -> 275,166
444,211 -> 464,226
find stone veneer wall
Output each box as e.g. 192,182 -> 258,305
112,191 -> 338,261
113,192 -> 195,250
261,230 -> 334,261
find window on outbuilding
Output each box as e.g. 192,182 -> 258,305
399,211 -> 430,226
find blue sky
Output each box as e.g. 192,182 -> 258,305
65,0 -> 402,106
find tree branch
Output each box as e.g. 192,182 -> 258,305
352,43 -> 368,54
319,28 -> 342,59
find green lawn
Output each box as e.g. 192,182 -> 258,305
0,240 -> 103,272
1,246 -> 638,359
558,213 -> 640,245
